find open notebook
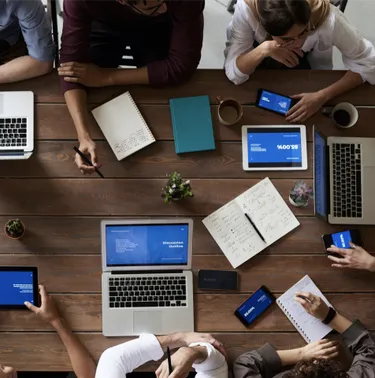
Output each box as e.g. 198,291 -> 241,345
277,275 -> 333,343
92,92 -> 155,161
203,178 -> 300,268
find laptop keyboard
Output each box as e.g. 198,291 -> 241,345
332,143 -> 363,218
109,275 -> 187,308
0,118 -> 27,147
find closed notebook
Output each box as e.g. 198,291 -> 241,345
92,92 -> 155,161
169,95 -> 215,154
277,275 -> 333,343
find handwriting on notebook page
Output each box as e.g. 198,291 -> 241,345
114,129 -> 153,158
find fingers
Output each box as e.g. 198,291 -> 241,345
327,245 -> 349,256
327,255 -> 349,264
39,284 -> 48,301
64,76 -> 82,83
24,301 -> 38,312
331,263 -> 347,269
286,107 -> 306,123
89,148 -> 99,167
286,100 -> 303,117
290,94 -> 304,100
291,48 -> 304,58
75,154 -> 96,174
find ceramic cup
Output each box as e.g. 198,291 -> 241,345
323,102 -> 359,129
217,97 -> 243,126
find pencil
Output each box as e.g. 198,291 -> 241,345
73,146 -> 104,178
167,346 -> 173,375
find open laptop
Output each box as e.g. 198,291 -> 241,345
0,91 -> 34,160
101,218 -> 194,336
313,126 -> 375,224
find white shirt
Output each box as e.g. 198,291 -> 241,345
224,0 -> 375,85
95,334 -> 228,378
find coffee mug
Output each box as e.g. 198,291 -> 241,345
323,102 -> 359,129
217,97 -> 243,126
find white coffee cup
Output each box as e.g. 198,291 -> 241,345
331,102 -> 359,129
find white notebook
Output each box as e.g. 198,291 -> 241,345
92,92 -> 155,161
202,177 -> 300,268
277,275 -> 333,343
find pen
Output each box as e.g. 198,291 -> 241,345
296,294 -> 312,304
167,346 -> 173,375
73,146 -> 104,178
244,213 -> 266,243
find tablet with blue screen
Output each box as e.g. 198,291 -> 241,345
0,267 -> 38,309
242,125 -> 308,171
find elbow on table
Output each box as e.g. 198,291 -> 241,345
224,61 -> 251,86
36,59 -> 53,76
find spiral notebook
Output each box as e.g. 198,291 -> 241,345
277,275 -> 333,343
92,92 -> 155,161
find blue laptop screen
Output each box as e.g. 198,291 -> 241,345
105,224 -> 189,266
314,131 -> 327,218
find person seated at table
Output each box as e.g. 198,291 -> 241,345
0,0 -> 55,83
57,0 -> 204,175
95,331 -> 228,378
0,285 -> 96,378
233,291 -> 375,378
327,242 -> 375,272
224,0 -> 375,123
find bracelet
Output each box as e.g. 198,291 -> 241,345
322,307 -> 337,325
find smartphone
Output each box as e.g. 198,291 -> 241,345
234,286 -> 276,327
255,88 -> 296,116
198,270 -> 238,290
322,229 -> 363,258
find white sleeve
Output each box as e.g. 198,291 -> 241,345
189,342 -> 228,378
224,0 -> 256,85
332,8 -> 375,84
95,334 -> 164,378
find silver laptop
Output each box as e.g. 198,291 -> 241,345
101,218 -> 194,336
0,91 -> 34,160
313,126 -> 375,224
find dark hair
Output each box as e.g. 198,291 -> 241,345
257,0 -> 311,36
283,359 -> 348,378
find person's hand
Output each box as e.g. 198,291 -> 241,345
327,242 -> 375,271
58,62 -> 110,87
156,347 -> 199,378
295,292 -> 330,321
180,332 -> 227,359
25,285 -> 61,325
286,92 -> 327,123
300,339 -> 339,361
263,40 -> 303,68
0,365 -> 17,378
76,137 -> 101,175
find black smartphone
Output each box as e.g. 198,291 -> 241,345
322,229 -> 363,258
198,269 -> 238,290
234,286 -> 275,327
255,88 -> 296,116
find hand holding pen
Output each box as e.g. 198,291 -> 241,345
73,144 -> 104,178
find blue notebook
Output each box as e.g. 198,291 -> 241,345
169,95 -> 215,154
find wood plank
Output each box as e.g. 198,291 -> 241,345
0,141 -> 313,179
0,255 -> 374,293
1,216 -> 374,256
6,70 -> 375,106
0,332 -> 304,371
1,294 -> 374,332
35,104 -> 375,141
0,179 -> 314,216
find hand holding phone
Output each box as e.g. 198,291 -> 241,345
322,229 -> 362,258
255,89 -> 295,116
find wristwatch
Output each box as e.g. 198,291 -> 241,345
322,307 -> 337,325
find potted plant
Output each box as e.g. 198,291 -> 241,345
289,181 -> 313,207
161,172 -> 194,204
4,219 -> 25,240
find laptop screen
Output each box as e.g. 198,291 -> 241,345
105,223 -> 189,267
314,130 -> 328,219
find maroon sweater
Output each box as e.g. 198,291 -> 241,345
60,0 -> 204,93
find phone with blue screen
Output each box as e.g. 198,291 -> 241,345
256,88 -> 295,116
234,286 -> 275,326
322,229 -> 362,258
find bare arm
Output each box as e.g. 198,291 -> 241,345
236,42 -> 269,75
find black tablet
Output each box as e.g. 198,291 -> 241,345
0,267 -> 39,309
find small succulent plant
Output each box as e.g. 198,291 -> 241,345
289,180 -> 313,207
5,219 -> 25,238
161,172 -> 194,204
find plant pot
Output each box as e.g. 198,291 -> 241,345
289,195 -> 308,208
4,220 -> 26,240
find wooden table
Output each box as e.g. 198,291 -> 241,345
0,69 -> 375,371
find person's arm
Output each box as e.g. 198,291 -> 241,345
25,285 -> 96,378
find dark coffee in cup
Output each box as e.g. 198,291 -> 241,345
333,109 -> 351,127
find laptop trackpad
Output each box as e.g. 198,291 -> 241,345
133,311 -> 162,333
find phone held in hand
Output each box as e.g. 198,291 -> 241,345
198,269 -> 238,290
234,285 -> 275,327
322,229 -> 363,258
255,88 -> 296,116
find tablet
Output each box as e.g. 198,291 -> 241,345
242,125 -> 308,171
0,267 -> 38,309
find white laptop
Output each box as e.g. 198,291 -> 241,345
313,126 -> 375,224
0,91 -> 34,160
101,218 -> 194,336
